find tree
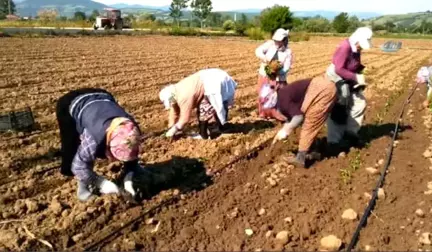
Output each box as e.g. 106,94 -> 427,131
169,0 -> 188,27
259,5 -> 294,34
89,10 -> 99,22
191,0 -> 213,28
348,16 -> 361,32
384,20 -> 396,32
37,9 -> 58,22
332,12 -> 350,33
240,13 -> 248,25
291,17 -> 304,31
302,16 -> 331,32
208,12 -> 222,27
73,11 -> 86,21
0,0 -> 16,19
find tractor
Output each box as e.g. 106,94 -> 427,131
93,8 -> 129,30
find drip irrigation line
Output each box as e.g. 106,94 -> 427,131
346,82 -> 419,252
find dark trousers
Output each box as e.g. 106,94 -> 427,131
56,88 -> 110,176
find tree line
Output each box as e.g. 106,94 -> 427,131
1,0 -> 432,35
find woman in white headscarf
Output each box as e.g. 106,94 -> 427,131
416,66 -> 432,108
255,28 -> 294,119
159,68 -> 237,140
325,27 -> 373,152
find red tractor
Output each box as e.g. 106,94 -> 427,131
93,8 -> 128,30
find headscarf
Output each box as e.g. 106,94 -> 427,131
272,28 -> 289,42
159,84 -> 176,110
349,27 -> 373,51
105,117 -> 141,162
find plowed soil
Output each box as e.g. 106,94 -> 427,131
0,35 -> 432,251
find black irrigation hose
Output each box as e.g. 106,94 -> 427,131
346,81 -> 419,251
82,137 -> 274,251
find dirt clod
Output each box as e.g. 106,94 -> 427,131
245,229 -> 254,236
342,208 -> 358,220
419,232 -> 431,245
25,200 -> 40,214
320,235 -> 342,251
366,167 -> 380,175
415,209 -> 425,218
423,150 -> 432,158
275,231 -> 290,245
49,198 -> 63,215
378,188 -> 386,200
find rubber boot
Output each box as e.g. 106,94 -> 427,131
286,151 -> 306,168
77,181 -> 93,202
199,120 -> 209,139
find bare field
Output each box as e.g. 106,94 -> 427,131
1,35 -> 432,251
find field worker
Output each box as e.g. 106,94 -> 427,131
255,28 -> 293,119
269,75 -> 337,168
159,68 -> 237,140
56,88 -> 144,201
416,66 -> 432,108
325,27 -> 373,150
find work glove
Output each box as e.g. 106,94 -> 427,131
98,178 -> 120,194
165,125 -> 179,138
272,128 -> 289,145
123,171 -> 136,197
356,74 -> 366,85
339,83 -> 351,107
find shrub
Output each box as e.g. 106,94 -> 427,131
246,27 -> 266,40
234,23 -> 247,36
222,20 -> 235,31
168,26 -> 200,36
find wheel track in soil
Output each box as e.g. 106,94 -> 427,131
2,35 -> 430,250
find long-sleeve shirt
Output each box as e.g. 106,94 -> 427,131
168,72 -> 205,129
331,39 -> 365,82
276,79 -> 311,120
255,40 -> 293,82
71,128 -> 98,184
168,69 -> 237,129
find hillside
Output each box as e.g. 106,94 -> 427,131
16,0 -> 108,17
365,11 -> 432,27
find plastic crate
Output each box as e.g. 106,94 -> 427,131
380,41 -> 402,52
0,107 -> 35,133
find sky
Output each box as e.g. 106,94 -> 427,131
93,0 -> 431,15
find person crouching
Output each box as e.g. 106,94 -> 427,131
56,88 -> 144,201
159,68 -> 237,140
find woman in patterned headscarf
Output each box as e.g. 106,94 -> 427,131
56,88 -> 144,201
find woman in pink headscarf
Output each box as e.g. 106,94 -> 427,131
56,88 -> 144,201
